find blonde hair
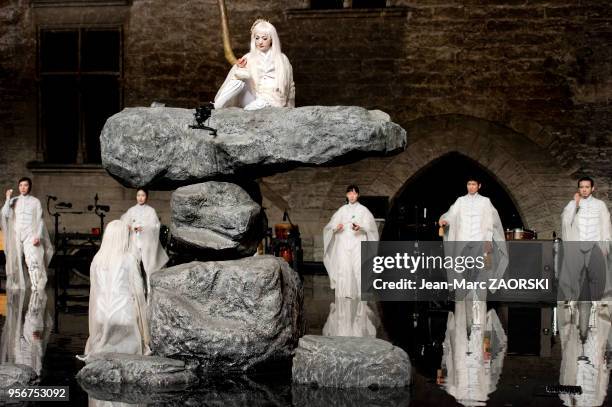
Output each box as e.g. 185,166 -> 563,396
249,20 -> 288,98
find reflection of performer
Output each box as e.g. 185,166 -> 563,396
78,220 -> 150,361
89,398 -> 145,407
120,188 -> 168,296
1,178 -> 54,290
557,301 -> 611,407
559,177 -> 612,302
0,289 -> 52,376
439,177 -> 508,327
439,303 -> 507,407
214,19 -> 295,110
322,297 -> 376,337
323,185 -> 379,299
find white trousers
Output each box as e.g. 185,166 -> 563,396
214,79 -> 271,110
19,234 -> 46,290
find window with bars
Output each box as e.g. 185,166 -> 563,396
38,27 -> 122,164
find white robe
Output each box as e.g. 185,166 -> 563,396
441,304 -> 507,406
559,197 -> 612,301
214,51 -> 295,110
120,204 -> 169,294
1,195 -> 54,290
440,193 -> 508,297
322,297 -> 377,337
557,301 -> 611,407
323,202 -> 379,299
80,253 -> 150,360
0,289 -> 52,376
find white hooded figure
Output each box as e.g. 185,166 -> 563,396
323,185 -> 379,300
440,303 -> 508,407
120,189 -> 169,296
78,220 -> 150,361
322,297 -> 377,337
214,19 -> 295,110
1,178 -> 54,291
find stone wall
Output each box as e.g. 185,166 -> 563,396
0,0 -> 609,260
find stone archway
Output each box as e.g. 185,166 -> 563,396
321,114 -> 577,240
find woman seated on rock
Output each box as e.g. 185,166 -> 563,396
78,220 -> 150,361
214,19 -> 295,110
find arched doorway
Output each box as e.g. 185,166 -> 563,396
382,152 -> 524,241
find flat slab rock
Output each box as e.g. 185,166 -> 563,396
292,335 -> 411,388
149,255 -> 304,373
76,353 -> 198,390
0,364 -> 37,388
171,181 -> 267,257
101,106 -> 407,188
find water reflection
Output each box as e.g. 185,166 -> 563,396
557,301 -> 611,407
438,302 -> 507,407
0,288 -> 52,376
322,297 -> 377,337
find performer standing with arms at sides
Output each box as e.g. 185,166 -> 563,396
438,176 -> 507,327
120,188 -> 168,297
78,220 -> 150,361
214,19 -> 295,110
559,176 -> 611,337
1,178 -> 53,290
323,185 -> 379,300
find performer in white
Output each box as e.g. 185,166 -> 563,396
439,304 -> 507,406
78,220 -> 150,361
559,176 -> 612,342
556,300 -> 611,407
1,178 -> 54,290
323,185 -> 379,300
120,188 -> 168,296
439,176 -> 508,326
214,19 -> 295,110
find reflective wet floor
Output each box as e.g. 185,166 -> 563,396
1,275 -> 611,406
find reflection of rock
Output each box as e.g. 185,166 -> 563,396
171,182 -> 267,257
83,375 -> 291,406
101,106 -> 406,188
150,256 -> 304,372
292,335 -> 411,388
76,353 -> 198,392
0,364 -> 37,388
292,384 -> 411,407
322,298 -> 377,337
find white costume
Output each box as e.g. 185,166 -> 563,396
1,194 -> 54,290
560,195 -> 612,301
214,21 -> 295,110
440,304 -> 507,406
79,221 -> 150,361
0,289 -> 52,376
322,297 -> 377,337
323,201 -> 379,299
440,193 -> 509,297
120,204 -> 168,295
557,301 -> 611,407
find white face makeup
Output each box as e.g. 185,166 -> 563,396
254,32 -> 272,53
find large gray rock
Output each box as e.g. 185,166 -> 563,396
101,106 -> 406,188
149,255 -> 304,373
292,384 -> 411,407
171,182 -> 267,257
76,353 -> 198,391
0,364 -> 37,388
292,335 -> 411,388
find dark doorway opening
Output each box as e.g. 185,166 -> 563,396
382,152 -> 523,242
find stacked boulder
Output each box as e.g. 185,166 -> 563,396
77,103 -> 407,398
